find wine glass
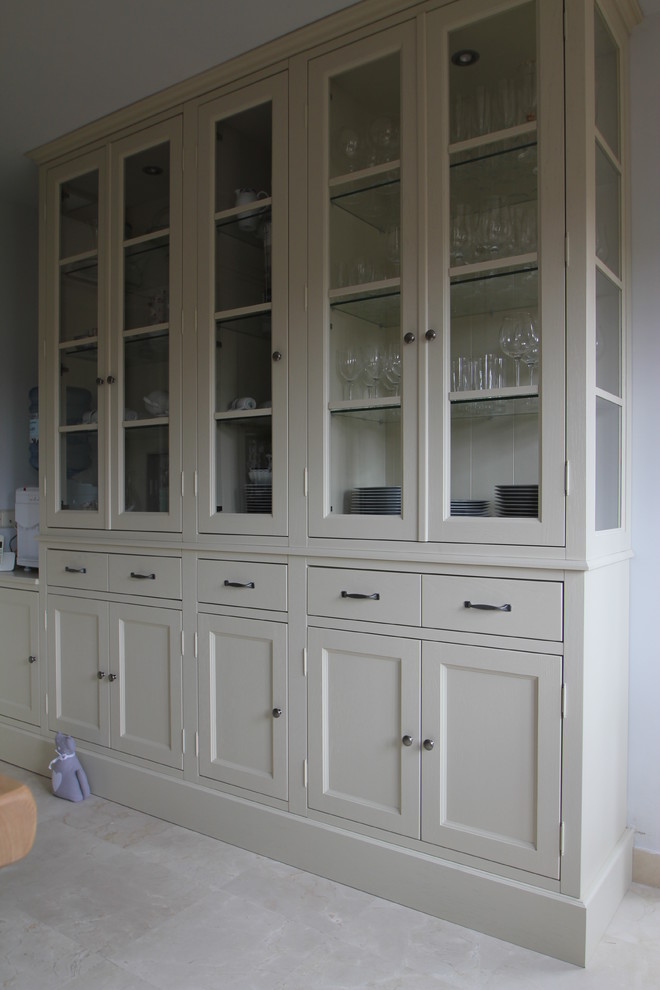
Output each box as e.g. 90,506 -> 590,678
499,310 -> 537,386
383,348 -> 402,395
522,336 -> 540,385
362,347 -> 384,398
336,127 -> 363,173
337,348 -> 363,400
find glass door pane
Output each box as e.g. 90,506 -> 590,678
121,140 -> 171,516
593,6 -> 624,534
323,47 -> 410,530
447,3 -> 540,523
112,120 -> 182,531
197,73 -> 288,536
57,167 -> 102,515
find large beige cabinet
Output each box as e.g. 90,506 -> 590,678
1,0 -> 636,967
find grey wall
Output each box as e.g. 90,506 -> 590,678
628,11 -> 660,855
0,197 -> 39,539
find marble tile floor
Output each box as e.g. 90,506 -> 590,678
1,762 -> 659,990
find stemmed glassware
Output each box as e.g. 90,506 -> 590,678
383,348 -> 402,395
499,310 -> 538,386
362,347 -> 384,398
337,348 -> 363,399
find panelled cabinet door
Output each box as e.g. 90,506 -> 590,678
307,22 -> 419,541
47,594 -> 110,745
109,603 -> 183,768
425,0 -> 566,546
45,149 -> 108,529
109,118 -> 184,531
421,641 -> 562,878
307,627 -> 421,837
197,73 -> 288,536
198,613 -> 288,799
0,589 -> 40,725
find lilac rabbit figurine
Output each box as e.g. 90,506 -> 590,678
48,732 -> 90,802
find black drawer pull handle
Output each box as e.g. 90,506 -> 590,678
341,591 -> 380,601
464,600 -> 512,612
65,566 -> 87,574
224,580 -> 255,589
130,571 -> 156,580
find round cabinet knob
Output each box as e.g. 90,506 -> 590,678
425,328 -> 438,341
28,655 -> 38,664
96,377 -> 105,386
423,738 -> 435,751
106,375 -> 116,384
403,332 -> 416,344
97,670 -> 106,679
272,707 -> 282,719
272,351 -> 282,362
402,734 -> 414,747
107,673 -> 118,682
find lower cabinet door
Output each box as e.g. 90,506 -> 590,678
308,627 -> 421,837
0,588 -> 40,725
421,642 -> 563,878
109,604 -> 183,769
47,594 -> 110,745
198,613 -> 288,800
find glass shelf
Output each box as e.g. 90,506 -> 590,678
215,407 -> 272,422
329,396 -> 400,413
329,284 -> 400,327
450,385 -> 537,404
330,169 -> 400,230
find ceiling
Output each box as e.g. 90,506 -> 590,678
0,0 -> 656,209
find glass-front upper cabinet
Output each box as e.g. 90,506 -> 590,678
109,119 -> 183,531
426,0 -> 566,546
46,150 -> 107,529
307,23 -> 418,540
593,4 -> 625,535
197,73 -> 288,535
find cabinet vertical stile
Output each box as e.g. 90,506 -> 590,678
307,23 -> 419,541
46,149 -> 108,528
426,0 -> 566,546
197,73 -> 288,536
110,118 -> 183,531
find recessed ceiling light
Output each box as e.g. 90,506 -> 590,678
142,165 -> 163,176
451,49 -> 480,67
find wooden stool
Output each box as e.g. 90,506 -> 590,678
0,773 -> 37,868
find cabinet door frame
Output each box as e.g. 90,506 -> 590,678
47,593 -> 110,745
421,640 -> 563,878
196,72 -> 289,537
0,588 -> 40,725
109,602 -> 183,768
45,148 -> 109,530
425,0 -> 567,547
307,626 -> 421,837
198,612 -> 288,799
109,116 -> 184,532
306,21 -> 419,542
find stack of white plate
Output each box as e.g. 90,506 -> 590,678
451,499 -> 490,516
494,484 -> 538,517
350,486 -> 401,515
244,484 -> 272,513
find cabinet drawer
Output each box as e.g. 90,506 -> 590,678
422,575 -> 563,641
108,554 -> 182,600
308,567 -> 421,625
197,559 -> 287,612
46,549 -> 108,591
